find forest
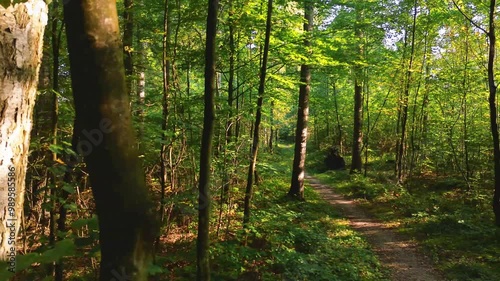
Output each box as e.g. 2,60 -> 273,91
1,0 -> 500,280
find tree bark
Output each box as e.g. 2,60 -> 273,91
350,76 -> 363,173
486,0 -> 500,226
396,0 -> 417,184
289,0 -> 312,200
158,0 -> 171,250
243,0 -> 273,227
0,0 -> 47,260
350,7 -> 364,174
63,1 -> 156,280
197,0 -> 219,279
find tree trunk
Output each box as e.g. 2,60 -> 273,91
396,0 -> 417,184
486,0 -> 500,226
0,0 -> 47,260
289,0 -> 312,200
332,79 -> 343,152
269,101 -> 274,153
123,0 -> 134,97
243,0 -> 273,227
49,2 -> 62,278
351,8 -> 364,174
350,77 -> 363,173
197,0 -> 219,279
158,0 -> 171,250
63,1 -> 156,280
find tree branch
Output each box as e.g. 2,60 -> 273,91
451,0 -> 489,35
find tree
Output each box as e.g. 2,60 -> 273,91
396,0 -> 418,183
243,0 -> 273,226
289,0 -> 313,200
350,7 -> 364,174
0,0 -> 47,260
197,0 -> 219,279
63,1 -> 157,280
451,0 -> 500,225
485,0 -> 500,226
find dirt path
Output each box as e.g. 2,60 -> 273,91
306,175 -> 444,281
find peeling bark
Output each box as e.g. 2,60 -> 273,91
0,0 -> 47,260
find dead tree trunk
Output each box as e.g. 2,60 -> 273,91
0,0 -> 47,260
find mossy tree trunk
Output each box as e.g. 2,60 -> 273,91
63,1 -> 156,280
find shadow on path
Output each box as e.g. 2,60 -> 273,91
307,175 -> 445,281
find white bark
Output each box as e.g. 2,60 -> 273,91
0,0 -> 47,260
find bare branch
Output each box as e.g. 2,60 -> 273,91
451,0 -> 489,35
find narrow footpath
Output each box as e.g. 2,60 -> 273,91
306,175 -> 445,281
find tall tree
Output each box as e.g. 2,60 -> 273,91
289,0 -> 313,200
396,0 -> 418,183
197,0 -> 219,279
485,0 -> 500,225
63,1 -> 157,280
243,0 -> 273,226
0,0 -> 47,260
158,0 -> 171,248
350,7 -> 364,174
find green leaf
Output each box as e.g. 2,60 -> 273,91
62,183 -> 76,194
16,253 -> 40,271
39,239 -> 76,263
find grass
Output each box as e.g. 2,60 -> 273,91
308,148 -> 500,281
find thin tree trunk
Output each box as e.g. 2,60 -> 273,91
351,76 -> 363,173
289,0 -> 313,200
396,0 -> 418,184
486,0 -> 500,226
350,7 -> 364,174
408,29 -> 428,182
158,0 -> 171,249
363,73 -> 370,177
269,101 -> 274,153
332,79 -> 343,152
123,0 -> 134,97
197,0 -> 219,279
63,1 -> 156,280
50,2 -> 62,278
0,0 -> 48,260
243,0 -> 273,227
462,23 -> 471,182
222,0 -> 236,205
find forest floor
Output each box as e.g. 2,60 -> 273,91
307,175 -> 444,281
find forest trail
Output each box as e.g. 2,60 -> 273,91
306,175 -> 444,281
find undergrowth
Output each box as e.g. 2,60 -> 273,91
161,145 -> 388,280
309,149 -> 500,281
2,145 -> 388,280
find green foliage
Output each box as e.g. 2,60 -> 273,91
160,145 -> 388,280
312,156 -> 500,280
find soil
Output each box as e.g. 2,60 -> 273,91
307,175 -> 445,281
